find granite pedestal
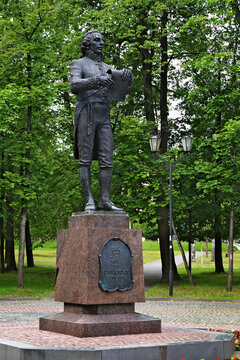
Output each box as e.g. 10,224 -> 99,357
39,212 -> 161,337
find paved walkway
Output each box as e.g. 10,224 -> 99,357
0,298 -> 239,358
0,298 -> 239,332
0,251 -> 239,357
144,251 -> 203,286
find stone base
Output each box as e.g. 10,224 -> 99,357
39,313 -> 161,338
40,303 -> 161,337
55,213 -> 145,305
40,213 -> 159,338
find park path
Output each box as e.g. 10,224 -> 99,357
144,251 -> 204,286
0,297 -> 239,356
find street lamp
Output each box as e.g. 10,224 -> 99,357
149,134 -> 193,296
149,135 -> 161,153
181,136 -> 193,153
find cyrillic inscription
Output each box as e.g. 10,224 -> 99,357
99,237 -> 133,292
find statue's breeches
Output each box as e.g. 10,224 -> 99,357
77,102 -> 113,168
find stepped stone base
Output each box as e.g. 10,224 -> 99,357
39,212 -> 161,337
39,303 -> 161,338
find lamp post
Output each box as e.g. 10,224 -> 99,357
149,135 -> 193,296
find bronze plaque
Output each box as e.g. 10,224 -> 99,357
99,237 -> 133,292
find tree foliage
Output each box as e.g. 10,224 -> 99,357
0,0 -> 239,288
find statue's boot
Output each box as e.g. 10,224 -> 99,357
79,167 -> 95,211
97,168 -> 123,211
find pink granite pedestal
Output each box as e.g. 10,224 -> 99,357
39,212 -> 161,337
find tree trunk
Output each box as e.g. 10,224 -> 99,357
139,13 -> 156,126
214,224 -> 224,272
26,216 -> 34,267
18,207 -> 27,288
214,192 -> 224,273
17,50 -> 32,286
138,9 -> 179,282
173,220 -> 195,286
158,206 -> 180,282
158,206 -> 169,282
142,60 -> 155,124
157,9 -> 179,282
5,197 -> 17,271
141,55 -> 155,124
18,50 -> 33,281
160,9 -> 169,154
227,202 -> 234,292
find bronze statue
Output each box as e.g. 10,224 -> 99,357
70,30 -> 133,211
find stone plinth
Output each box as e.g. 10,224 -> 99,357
39,311 -> 161,338
55,213 -> 145,305
39,212 -> 161,337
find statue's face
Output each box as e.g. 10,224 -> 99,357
89,32 -> 103,55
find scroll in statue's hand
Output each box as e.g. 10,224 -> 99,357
98,76 -> 115,90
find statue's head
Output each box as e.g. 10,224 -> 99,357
81,30 -> 103,57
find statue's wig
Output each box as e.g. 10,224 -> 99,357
81,30 -> 101,56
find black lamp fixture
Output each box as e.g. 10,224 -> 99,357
148,133 -> 193,296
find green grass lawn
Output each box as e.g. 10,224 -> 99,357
0,241 -> 57,298
0,240 -> 238,300
143,240 -> 240,301
14,240 -> 57,267
31,249 -> 56,267
146,251 -> 240,300
142,239 -> 229,264
146,267 -> 240,301
0,267 -> 55,298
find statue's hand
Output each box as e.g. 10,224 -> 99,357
98,76 -> 115,90
122,69 -> 133,81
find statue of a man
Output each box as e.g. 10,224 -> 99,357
70,30 -> 133,212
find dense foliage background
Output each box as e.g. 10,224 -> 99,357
0,0 -> 239,285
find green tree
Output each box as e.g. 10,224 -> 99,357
171,0 -> 240,274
